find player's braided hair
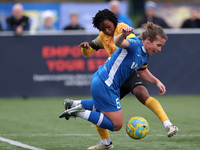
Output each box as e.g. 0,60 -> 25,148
92,9 -> 118,30
139,22 -> 168,42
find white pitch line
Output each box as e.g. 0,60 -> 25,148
0,137 -> 45,150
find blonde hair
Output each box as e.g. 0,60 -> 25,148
139,22 -> 168,42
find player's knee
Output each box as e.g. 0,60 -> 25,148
112,119 -> 123,131
133,86 -> 147,98
133,86 -> 149,105
113,122 -> 123,131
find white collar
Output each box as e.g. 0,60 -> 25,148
142,46 -> 147,53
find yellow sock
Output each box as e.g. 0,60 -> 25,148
145,97 -> 169,123
96,126 -> 110,139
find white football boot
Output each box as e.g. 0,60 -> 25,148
87,141 -> 113,149
166,125 -> 179,137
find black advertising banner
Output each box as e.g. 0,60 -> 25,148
0,33 -> 200,97
0,34 -> 107,97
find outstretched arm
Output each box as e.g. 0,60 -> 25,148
137,69 -> 166,95
114,26 -> 133,49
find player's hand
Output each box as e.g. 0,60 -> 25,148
156,81 -> 166,95
122,26 -> 133,36
78,42 -> 90,49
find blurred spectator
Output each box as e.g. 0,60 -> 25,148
137,1 -> 170,28
109,0 -> 134,27
38,10 -> 56,31
6,3 -> 30,35
63,11 -> 84,30
181,9 -> 200,28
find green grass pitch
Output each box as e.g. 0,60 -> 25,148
0,95 -> 200,150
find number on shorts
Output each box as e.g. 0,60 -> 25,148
116,98 -> 121,109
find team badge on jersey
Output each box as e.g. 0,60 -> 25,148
127,39 -> 137,44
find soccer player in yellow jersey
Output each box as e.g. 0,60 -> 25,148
64,9 -> 178,149
81,20 -> 134,57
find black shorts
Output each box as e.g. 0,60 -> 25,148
120,72 -> 148,99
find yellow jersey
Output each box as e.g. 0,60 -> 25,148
82,22 -> 135,57
93,22 -> 135,57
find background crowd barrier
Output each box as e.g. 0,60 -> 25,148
0,29 -> 199,97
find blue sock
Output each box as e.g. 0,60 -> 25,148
78,110 -> 114,131
89,111 -> 114,131
80,99 -> 94,111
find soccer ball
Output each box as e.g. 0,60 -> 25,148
126,116 -> 149,139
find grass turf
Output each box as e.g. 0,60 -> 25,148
0,95 -> 200,150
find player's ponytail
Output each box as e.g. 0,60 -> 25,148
139,22 -> 167,42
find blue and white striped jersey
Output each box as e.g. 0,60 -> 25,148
97,37 -> 150,90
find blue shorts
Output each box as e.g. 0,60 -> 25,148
90,72 -> 122,112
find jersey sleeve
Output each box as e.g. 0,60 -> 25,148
125,38 -> 139,53
81,47 -> 96,56
89,35 -> 104,51
116,22 -> 136,39
126,33 -> 135,39
116,22 -> 128,33
138,63 -> 148,70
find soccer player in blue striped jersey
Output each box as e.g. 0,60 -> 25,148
59,22 -> 178,143
98,37 -> 149,92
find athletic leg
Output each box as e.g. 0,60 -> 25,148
133,86 -> 172,125
63,98 -> 113,149
59,104 -> 123,131
90,73 -> 122,148
131,75 -> 178,137
121,73 -> 178,137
